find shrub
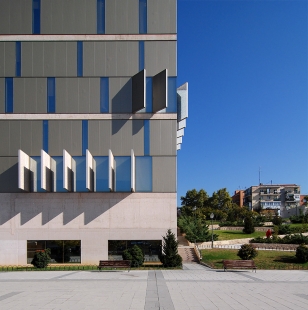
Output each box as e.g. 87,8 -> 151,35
295,244 -> 308,263
31,248 -> 51,268
237,244 -> 258,260
243,216 -> 255,234
122,245 -> 144,267
272,216 -> 282,226
159,229 -> 182,267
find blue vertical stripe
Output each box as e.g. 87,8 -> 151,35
16,42 -> 21,77
97,0 -> 105,34
146,77 -> 152,113
47,77 -> 55,113
139,0 -> 147,34
139,41 -> 145,71
77,41 -> 83,77
100,77 -> 109,113
82,120 -> 88,156
144,120 -> 150,155
5,78 -> 13,113
43,120 -> 48,153
32,0 -> 41,34
167,77 -> 177,112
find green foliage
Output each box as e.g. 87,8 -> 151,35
272,216 -> 283,226
122,245 -> 144,267
296,244 -> 308,263
159,229 -> 182,267
243,216 -> 255,234
177,216 -> 218,243
237,244 -> 258,260
290,213 -> 308,224
31,248 -> 51,268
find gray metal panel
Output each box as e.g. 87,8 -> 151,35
88,121 -> 100,155
41,0 -> 62,34
83,42 -> 95,77
54,42 -> 67,77
110,78 -> 132,113
36,78 -> 47,113
55,78 -> 67,113
4,43 -> 15,76
0,1 -> 10,34
105,0 -> 139,34
32,42 -> 44,77
0,43 -> 4,76
10,0 -> 32,34
152,69 -> 167,113
145,41 -> 176,76
84,0 -> 97,34
132,70 -> 145,113
66,78 -> 78,112
13,78 -> 25,113
0,157 -> 20,193
110,120 -> 124,155
30,121 -> 43,155
20,121 -> 32,155
67,42 -> 77,76
9,121 -> 21,157
0,78 -> 4,112
21,42 -> 33,76
147,0 -> 176,34
88,120 -> 111,156
49,121 -> 82,156
106,42 -> 117,76
78,78 -> 90,113
132,120 -> 144,156
0,121 -> 10,156
120,121 -> 133,156
150,120 -> 176,156
152,156 -> 176,193
89,78 -> 100,113
44,42 -> 56,76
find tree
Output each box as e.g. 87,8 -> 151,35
122,245 -> 144,267
31,248 -> 51,268
243,216 -> 255,234
237,244 -> 258,260
159,229 -> 182,267
208,188 -> 232,212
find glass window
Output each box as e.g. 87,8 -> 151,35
82,120 -> 88,156
31,156 -> 45,193
139,0 -> 147,34
94,156 -> 109,192
97,0 -> 105,34
144,120 -> 150,155
5,78 -> 13,113
43,120 -> 48,153
47,78 -> 55,113
166,77 -> 177,112
27,240 -> 81,264
115,156 -> 131,192
52,156 -> 67,192
16,42 -> 21,77
77,42 -> 83,77
32,0 -> 41,34
146,77 -> 152,113
136,156 -> 152,192
100,77 -> 109,113
73,156 -> 87,192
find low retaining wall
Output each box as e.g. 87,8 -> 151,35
219,226 -> 272,232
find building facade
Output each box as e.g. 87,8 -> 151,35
244,184 -> 302,217
0,0 -> 188,265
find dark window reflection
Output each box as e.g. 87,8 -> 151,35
27,240 -> 81,264
108,240 -> 161,261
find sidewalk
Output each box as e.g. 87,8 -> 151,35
0,265 -> 308,309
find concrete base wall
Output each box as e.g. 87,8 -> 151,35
0,192 -> 176,265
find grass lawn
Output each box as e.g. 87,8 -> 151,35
201,248 -> 308,270
215,230 -> 265,240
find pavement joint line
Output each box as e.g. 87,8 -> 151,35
51,271 -> 81,279
0,291 -> 22,301
295,294 -> 308,301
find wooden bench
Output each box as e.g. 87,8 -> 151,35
223,260 -> 257,272
97,260 -> 131,272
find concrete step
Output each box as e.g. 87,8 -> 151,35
178,247 -> 199,263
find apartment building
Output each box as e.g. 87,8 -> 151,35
0,0 -> 188,265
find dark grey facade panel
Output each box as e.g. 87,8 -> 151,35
145,41 -> 176,76
150,120 -> 176,156
0,0 -> 32,34
0,121 -> 42,156
152,156 -> 176,193
43,42 -> 56,77
49,121 -> 82,156
88,120 -> 111,156
21,42 -> 33,76
110,120 -> 125,155
147,0 -> 176,34
66,42 -> 78,76
0,157 -> 20,193
110,78 -> 132,113
132,120 -> 144,156
14,78 -> 47,113
54,42 -> 69,77
32,42 -> 44,77
0,78 -> 5,113
56,78 -> 100,113
0,43 -> 15,77
132,70 -> 146,113
105,0 -> 139,34
41,0 -> 96,34
152,69 -> 167,113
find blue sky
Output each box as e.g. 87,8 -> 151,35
176,0 -> 308,206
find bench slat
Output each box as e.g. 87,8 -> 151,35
98,260 -> 131,271
223,260 -> 256,272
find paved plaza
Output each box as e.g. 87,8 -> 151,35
0,264 -> 307,309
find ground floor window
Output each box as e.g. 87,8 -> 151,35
27,240 -> 81,264
108,240 -> 161,262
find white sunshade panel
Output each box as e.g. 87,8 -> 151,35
177,82 -> 189,121
41,149 -> 50,191
177,119 -> 186,130
18,149 -> 30,191
86,149 -> 95,192
109,149 -> 114,192
177,128 -> 184,138
177,137 -> 182,144
63,149 -> 74,191
131,149 -> 135,192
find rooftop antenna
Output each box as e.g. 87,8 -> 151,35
259,167 -> 261,185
